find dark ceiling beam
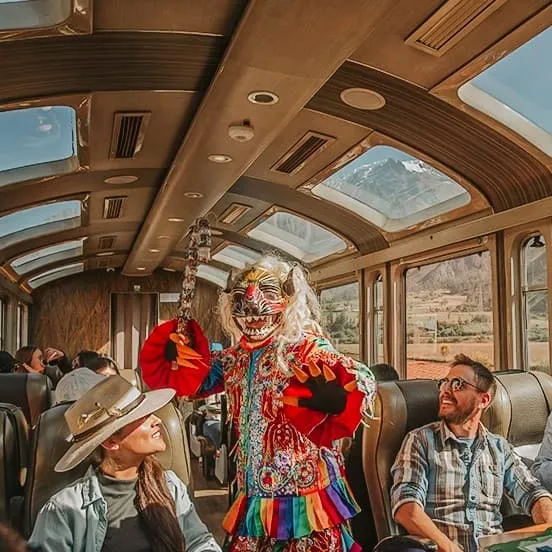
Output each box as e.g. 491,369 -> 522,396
122,0 -> 395,276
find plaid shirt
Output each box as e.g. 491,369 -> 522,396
391,421 -> 551,552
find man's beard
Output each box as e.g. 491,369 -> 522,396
439,395 -> 478,425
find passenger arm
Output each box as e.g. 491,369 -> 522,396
139,319 -> 224,398
531,412 -> 552,492
503,439 -> 552,516
27,500 -> 74,552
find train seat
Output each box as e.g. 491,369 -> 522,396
0,374 -> 52,427
23,399 -> 191,537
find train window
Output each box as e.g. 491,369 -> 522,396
311,145 -> 469,232
27,262 -> 83,289
0,106 -> 77,187
11,239 -> 84,275
213,245 -> 261,269
15,302 -> 27,350
374,274 -> 384,363
0,297 -> 5,351
0,0 -> 72,31
320,282 -> 360,360
196,264 -> 229,288
247,211 -> 347,262
522,235 -> 549,373
0,200 -> 81,248
459,27 -> 552,156
405,251 -> 493,379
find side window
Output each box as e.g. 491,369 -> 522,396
405,251 -> 494,379
522,235 -> 549,373
0,297 -> 5,350
374,274 -> 384,363
320,282 -> 360,360
16,302 -> 27,350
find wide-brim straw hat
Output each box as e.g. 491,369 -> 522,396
55,374 -> 175,472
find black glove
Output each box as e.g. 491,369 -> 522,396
298,377 -> 347,415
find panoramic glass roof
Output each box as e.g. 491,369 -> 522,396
197,264 -> 229,288
0,0 -> 72,30
27,262 -> 83,289
12,239 -> 84,275
213,245 -> 261,269
0,200 -> 81,248
0,106 -> 77,187
458,27 -> 552,157
247,211 -> 347,263
311,146 -> 470,232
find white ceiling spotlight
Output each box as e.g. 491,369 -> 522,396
96,251 -> 115,257
148,248 -> 160,253
228,121 -> 255,142
248,91 -> 279,105
168,217 -> 185,222
136,267 -> 146,271
184,191 -> 203,199
208,154 -> 233,164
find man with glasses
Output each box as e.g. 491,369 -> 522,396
391,354 -> 552,552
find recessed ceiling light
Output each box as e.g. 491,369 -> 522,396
208,154 -> 233,164
211,229 -> 223,236
136,267 -> 146,271
248,91 -> 279,105
104,175 -> 139,185
340,88 -> 386,110
148,248 -> 160,253
168,217 -> 185,222
184,191 -> 203,199
96,251 -> 115,257
163,267 -> 176,272
157,235 -> 170,239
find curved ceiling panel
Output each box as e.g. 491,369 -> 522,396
307,61 -> 552,211
0,32 -> 226,102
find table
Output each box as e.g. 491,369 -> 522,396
479,524 -> 552,550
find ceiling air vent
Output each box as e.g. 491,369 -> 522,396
109,112 -> 151,159
405,0 -> 507,57
219,203 -> 251,225
103,197 -> 127,219
272,131 -> 335,175
98,235 -> 116,250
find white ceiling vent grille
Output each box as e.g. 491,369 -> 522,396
103,197 -> 127,219
98,235 -> 116,249
405,0 -> 507,57
272,131 -> 335,175
109,112 -> 151,159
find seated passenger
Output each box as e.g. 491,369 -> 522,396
391,354 -> 552,552
72,349 -> 100,371
29,375 -> 221,552
53,367 -> 105,405
531,412 -> 552,492
88,355 -> 119,377
15,345 -> 65,386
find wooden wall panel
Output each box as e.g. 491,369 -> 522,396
31,269 -> 224,360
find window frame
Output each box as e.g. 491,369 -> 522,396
0,296 -> 6,351
16,302 -> 27,350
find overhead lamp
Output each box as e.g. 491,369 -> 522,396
168,217 -> 185,223
96,252 -> 115,257
530,235 -> 545,248
228,122 -> 255,142
340,87 -> 386,110
208,154 -> 233,164
136,267 -> 146,271
157,235 -> 170,240
163,267 -> 176,272
104,175 -> 139,185
248,91 -> 279,105
184,191 -> 203,199
148,248 -> 160,253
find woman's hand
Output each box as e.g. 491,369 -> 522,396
45,347 -> 64,363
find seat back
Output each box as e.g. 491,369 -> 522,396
0,374 -> 52,427
24,399 -> 191,536
482,370 -> 552,461
0,403 -> 29,523
362,379 -> 440,540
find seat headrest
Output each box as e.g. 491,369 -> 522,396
0,374 -> 51,427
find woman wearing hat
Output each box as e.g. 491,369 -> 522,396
28,375 -> 221,552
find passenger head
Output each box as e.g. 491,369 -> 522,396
15,346 -> 45,374
0,351 -> 16,374
438,353 -> 495,426
88,356 -> 119,377
73,349 -> 99,370
54,368 -> 105,405
370,363 -> 399,382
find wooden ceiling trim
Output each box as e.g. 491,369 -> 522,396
231,177 -> 388,255
307,61 -> 552,211
0,33 -> 225,103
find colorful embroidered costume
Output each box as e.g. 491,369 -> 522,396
140,258 -> 376,552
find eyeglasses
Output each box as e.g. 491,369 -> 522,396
437,377 -> 486,393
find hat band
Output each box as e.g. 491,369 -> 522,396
72,395 -> 146,443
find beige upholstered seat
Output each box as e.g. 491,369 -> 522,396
0,373 -> 52,427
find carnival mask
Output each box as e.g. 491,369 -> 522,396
231,268 -> 288,341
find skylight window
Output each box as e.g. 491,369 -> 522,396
27,262 -> 83,289
197,264 -> 229,288
0,0 -> 72,30
311,146 -> 469,232
0,200 -> 81,248
12,239 -> 84,275
247,212 -> 347,263
213,245 -> 261,269
458,27 -> 552,157
0,106 -> 77,187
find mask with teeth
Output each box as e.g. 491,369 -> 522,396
231,268 -> 288,341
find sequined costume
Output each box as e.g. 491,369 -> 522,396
140,259 -> 376,551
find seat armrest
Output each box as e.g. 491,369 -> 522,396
374,535 -> 438,552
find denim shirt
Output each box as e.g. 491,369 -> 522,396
28,467 -> 221,552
